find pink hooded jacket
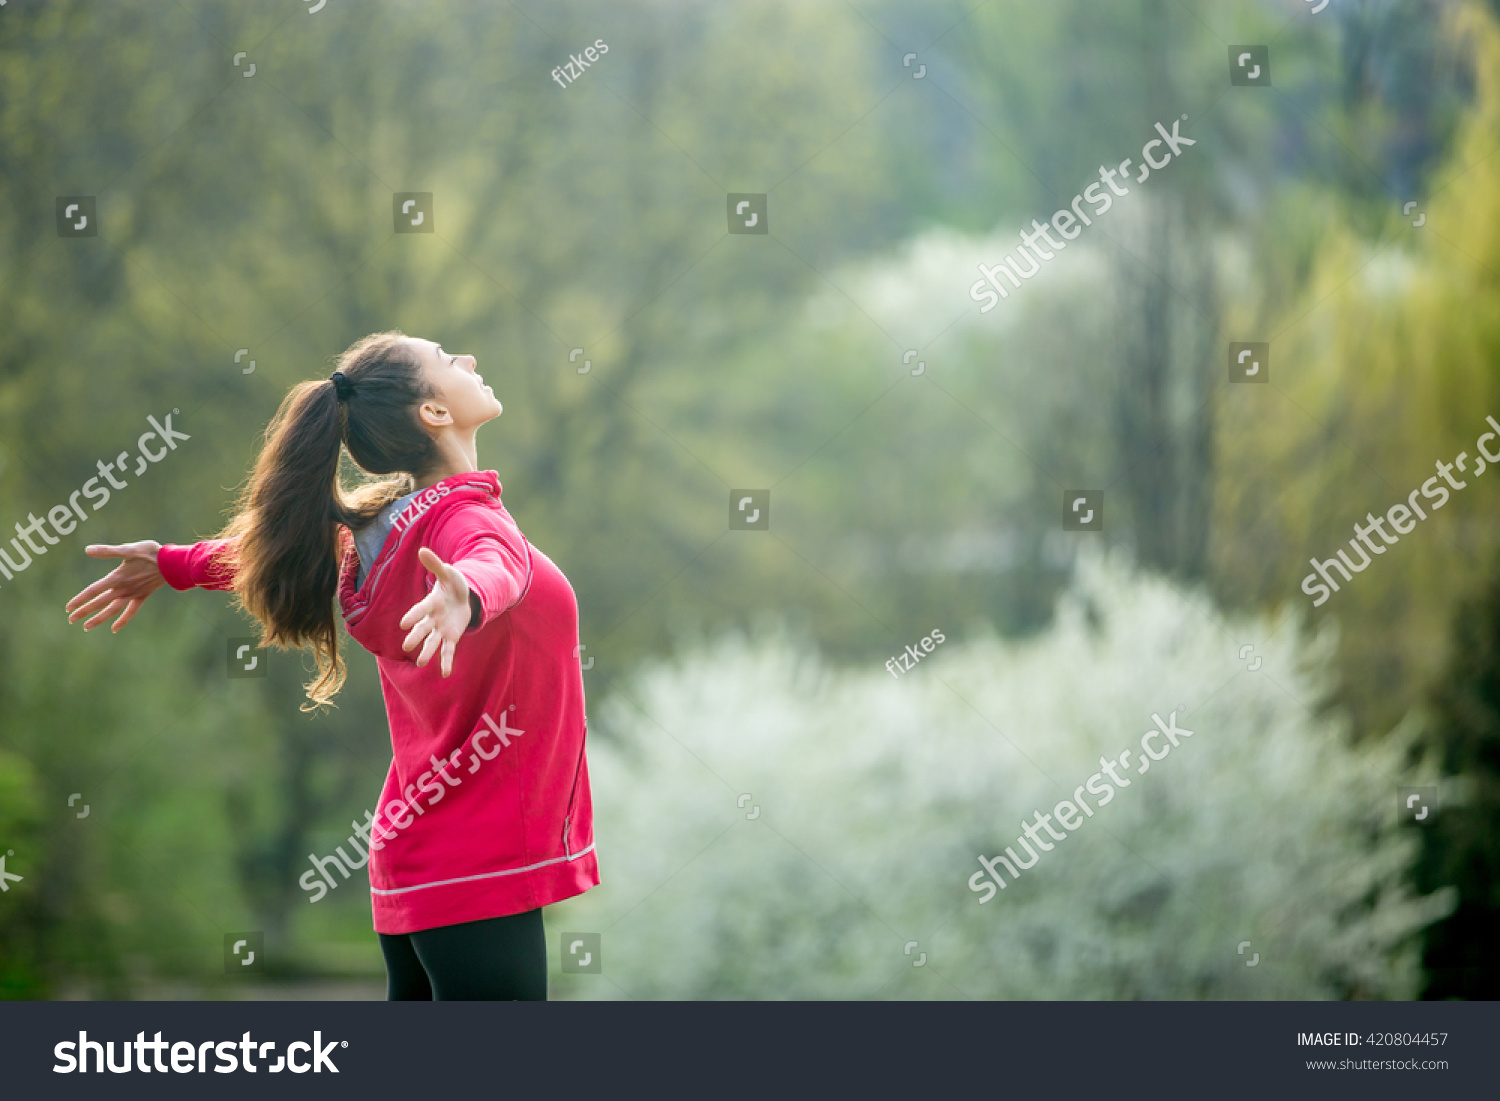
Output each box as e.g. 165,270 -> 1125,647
156,470 -> 599,934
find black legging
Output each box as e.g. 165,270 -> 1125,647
378,908 -> 547,1000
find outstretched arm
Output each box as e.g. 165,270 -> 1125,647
65,537 -> 242,633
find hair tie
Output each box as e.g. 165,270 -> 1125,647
329,371 -> 354,402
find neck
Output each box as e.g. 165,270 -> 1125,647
415,429 -> 481,490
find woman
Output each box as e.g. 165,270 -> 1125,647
62,330 -> 598,1000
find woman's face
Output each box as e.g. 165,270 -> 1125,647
410,337 -> 502,429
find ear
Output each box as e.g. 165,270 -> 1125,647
417,399 -> 453,429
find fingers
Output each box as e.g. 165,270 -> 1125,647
66,576 -> 118,615
403,550 -> 468,672
402,614 -> 430,654
111,598 -> 143,633
68,544 -> 159,616
415,627 -> 443,669
67,549 -> 158,615
417,546 -> 444,575
399,593 -> 436,632
418,546 -> 468,594
68,585 -> 123,624
439,558 -> 468,593
82,598 -> 125,631
405,614 -> 461,675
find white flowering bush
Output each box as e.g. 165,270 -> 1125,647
554,553 -> 1452,999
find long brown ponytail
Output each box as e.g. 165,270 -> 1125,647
217,331 -> 440,710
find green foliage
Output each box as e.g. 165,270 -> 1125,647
1415,555 -> 1500,998
557,554 -> 1451,999
0,0 -> 922,996
1211,3 -> 1500,736
0,749 -> 42,997
0,0 -> 1491,998
1204,2 -> 1500,998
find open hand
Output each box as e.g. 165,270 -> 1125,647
65,541 -> 167,633
399,547 -> 475,678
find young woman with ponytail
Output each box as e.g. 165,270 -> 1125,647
63,331 -> 598,1000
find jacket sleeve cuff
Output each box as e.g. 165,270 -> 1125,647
452,561 -> 527,631
155,544 -> 200,591
156,539 -> 237,592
